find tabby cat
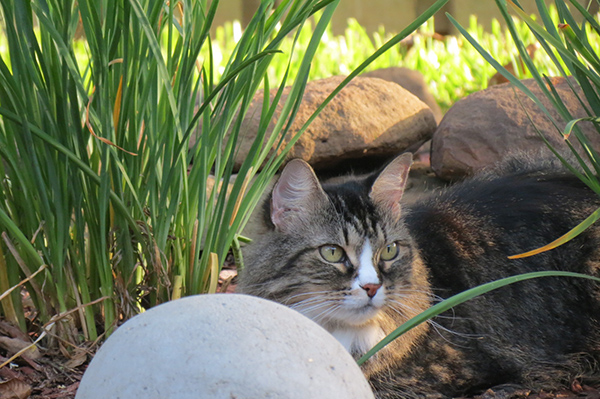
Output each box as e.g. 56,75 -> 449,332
238,152 -> 600,398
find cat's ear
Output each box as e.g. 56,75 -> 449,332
370,152 -> 413,220
271,159 -> 328,233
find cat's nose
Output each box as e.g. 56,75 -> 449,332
361,283 -> 381,298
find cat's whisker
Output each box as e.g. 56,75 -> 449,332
291,298 -> 332,315
386,300 -> 456,331
386,294 -> 467,322
385,299 -> 425,321
386,301 -> 461,327
287,294 -> 349,325
386,297 -> 433,313
387,290 -> 443,303
428,320 -> 482,340
293,296 -> 341,325
386,299 -> 481,344
283,290 -> 335,305
388,295 -> 465,320
312,304 -> 342,325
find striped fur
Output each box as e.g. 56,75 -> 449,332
239,153 -> 600,398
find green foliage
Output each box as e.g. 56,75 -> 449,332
0,0 -> 343,344
0,8 -> 573,116
207,12 -> 568,111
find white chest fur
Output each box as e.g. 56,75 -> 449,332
331,324 -> 386,355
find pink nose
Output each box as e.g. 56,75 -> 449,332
361,283 -> 382,298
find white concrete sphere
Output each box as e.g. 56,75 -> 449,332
76,294 -> 374,399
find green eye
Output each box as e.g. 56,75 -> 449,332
380,242 -> 399,261
319,245 -> 346,263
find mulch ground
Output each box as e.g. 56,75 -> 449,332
0,355 -> 82,399
1,351 -> 599,399
0,260 -> 598,399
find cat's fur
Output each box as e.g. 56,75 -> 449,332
238,153 -> 600,398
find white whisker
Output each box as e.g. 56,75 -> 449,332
386,299 -> 481,346
283,290 -> 334,305
313,304 -> 342,325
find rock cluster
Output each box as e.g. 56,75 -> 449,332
197,65 -> 597,186
223,68 -> 595,183
205,69 -> 597,251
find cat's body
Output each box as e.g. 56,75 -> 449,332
239,153 -> 600,398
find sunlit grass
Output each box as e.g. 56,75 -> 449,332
204,13 -> 567,111
0,10 -> 574,113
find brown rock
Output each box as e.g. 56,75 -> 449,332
431,77 -> 599,180
363,67 -> 443,122
234,75 -> 436,171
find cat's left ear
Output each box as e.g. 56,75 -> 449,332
370,152 -> 413,220
270,159 -> 328,233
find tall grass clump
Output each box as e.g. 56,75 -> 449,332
0,0 -> 450,352
0,0 -> 343,347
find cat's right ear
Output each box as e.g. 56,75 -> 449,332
370,152 -> 413,221
271,159 -> 328,233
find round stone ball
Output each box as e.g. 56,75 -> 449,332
76,294 -> 375,399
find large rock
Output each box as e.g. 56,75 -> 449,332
431,77 -> 600,180
363,67 -> 443,122
76,294 -> 374,399
235,75 -> 436,171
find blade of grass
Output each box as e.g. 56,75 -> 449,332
358,270 -> 600,365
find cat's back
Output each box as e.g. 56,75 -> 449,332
409,155 -> 598,228
405,156 -> 600,287
403,155 -> 600,349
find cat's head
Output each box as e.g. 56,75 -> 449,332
240,153 -> 428,341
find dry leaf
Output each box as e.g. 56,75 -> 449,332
0,337 -> 41,360
0,379 -> 31,399
0,322 -> 28,343
64,350 -> 87,369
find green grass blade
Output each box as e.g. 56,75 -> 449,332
127,0 -> 182,138
358,270 -> 600,365
0,106 -> 143,239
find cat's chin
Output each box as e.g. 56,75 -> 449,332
326,304 -> 382,328
336,292 -> 386,326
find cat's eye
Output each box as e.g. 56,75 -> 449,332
319,245 -> 346,263
380,242 -> 399,261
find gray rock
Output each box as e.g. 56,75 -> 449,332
234,75 -> 437,171
76,294 -> 374,399
363,67 -> 443,122
431,77 -> 600,180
